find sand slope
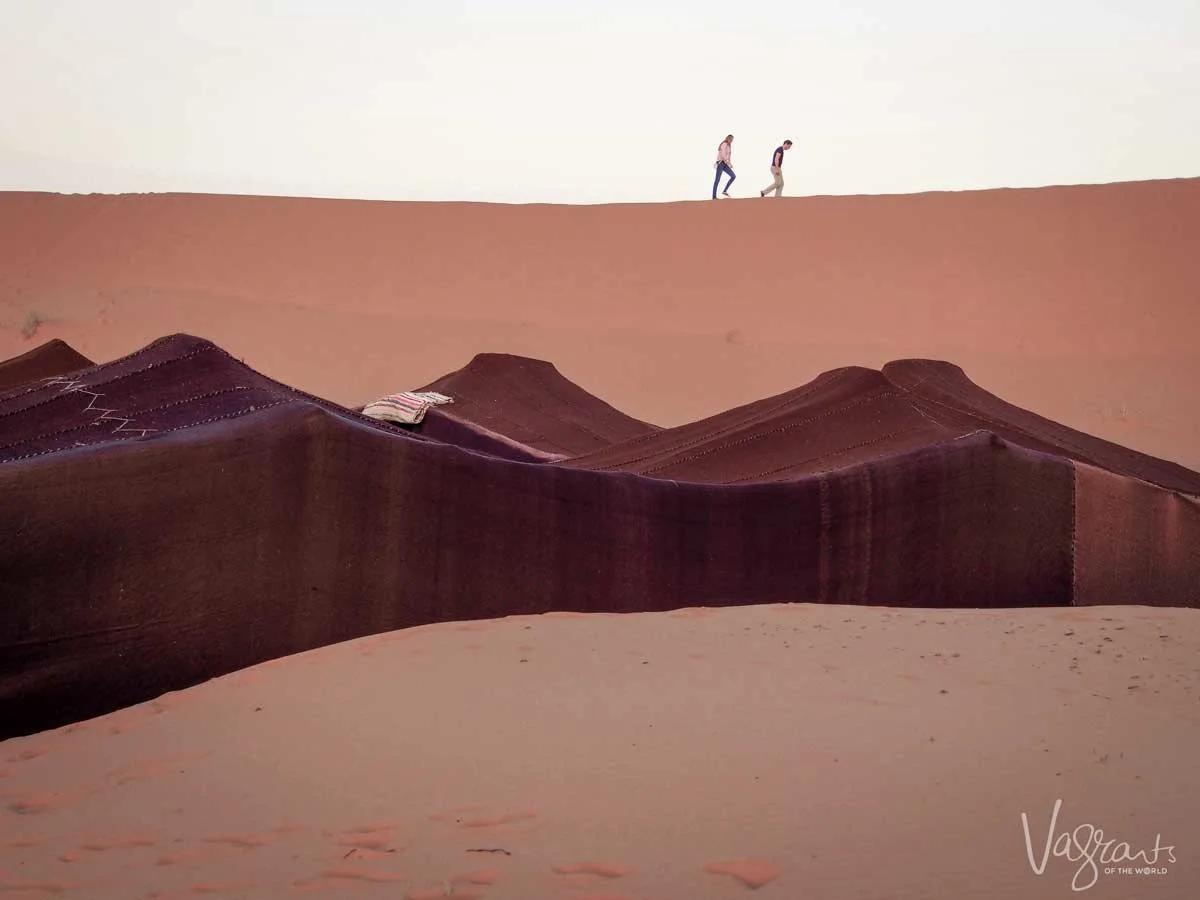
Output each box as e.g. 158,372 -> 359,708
1,603 -> 1196,899
1,179 -> 1197,470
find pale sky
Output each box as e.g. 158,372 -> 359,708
1,0 -> 1197,204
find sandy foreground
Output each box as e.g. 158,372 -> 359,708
1,602 -> 1196,899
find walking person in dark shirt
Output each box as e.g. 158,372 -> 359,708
713,134 -> 736,199
759,139 -> 792,197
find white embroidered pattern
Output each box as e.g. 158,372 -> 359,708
42,376 -> 157,437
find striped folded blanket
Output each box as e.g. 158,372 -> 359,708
361,391 -> 453,425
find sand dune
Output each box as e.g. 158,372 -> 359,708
1,602 -> 1196,899
1,179 -> 1198,470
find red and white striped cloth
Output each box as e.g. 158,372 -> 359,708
361,391 -> 453,425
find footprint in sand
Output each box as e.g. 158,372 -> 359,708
78,835 -> 157,852
704,858 -> 780,889
552,862 -> 634,878
319,865 -> 406,883
7,791 -> 85,815
190,883 -> 255,895
0,877 -> 78,894
552,862 -> 635,892
161,827 -> 288,867
202,832 -> 279,850
158,850 -> 217,867
405,889 -> 485,900
458,809 -> 538,829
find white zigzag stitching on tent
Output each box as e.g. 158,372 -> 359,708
42,376 -> 157,438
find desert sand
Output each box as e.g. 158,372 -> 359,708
2,181 -> 1199,898
1,179 -> 1199,471
3,603 -> 1197,899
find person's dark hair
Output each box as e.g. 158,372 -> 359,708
783,139 -> 793,146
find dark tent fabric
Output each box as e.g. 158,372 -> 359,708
559,360 -> 1200,496
1,333 -> 1197,739
0,334 -> 410,465
411,352 -> 660,460
882,359 -> 1200,497
0,338 -> 94,395
1072,463 -> 1200,608
560,366 -> 976,483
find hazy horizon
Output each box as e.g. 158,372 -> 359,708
2,0 -> 1198,204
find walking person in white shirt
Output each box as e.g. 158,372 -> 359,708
759,139 -> 793,197
712,134 -> 736,199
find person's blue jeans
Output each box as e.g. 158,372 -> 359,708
713,162 -> 735,198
